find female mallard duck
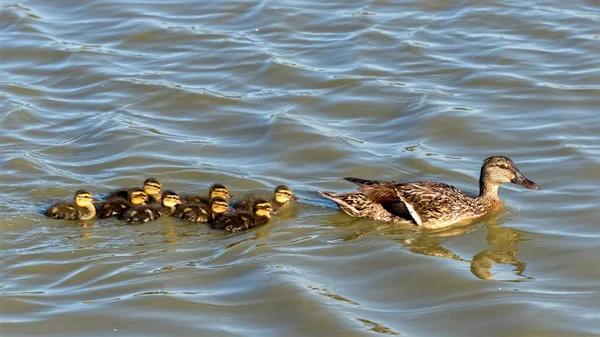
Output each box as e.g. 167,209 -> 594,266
180,183 -> 230,206
176,196 -> 229,223
45,190 -> 98,220
211,198 -> 273,233
123,190 -> 181,224
318,156 -> 541,228
233,185 -> 297,213
97,188 -> 147,219
105,178 -> 162,203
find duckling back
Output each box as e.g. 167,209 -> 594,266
45,201 -> 88,220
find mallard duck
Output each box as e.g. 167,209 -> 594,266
180,183 -> 230,206
97,188 -> 147,219
45,190 -> 98,220
211,198 -> 273,233
123,190 -> 181,223
105,178 -> 162,203
233,185 -> 297,213
318,156 -> 541,228
176,196 -> 229,223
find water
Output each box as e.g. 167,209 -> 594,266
1,0 -> 599,336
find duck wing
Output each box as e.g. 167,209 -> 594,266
360,181 -> 473,225
123,204 -> 157,224
45,201 -> 79,220
318,191 -> 409,222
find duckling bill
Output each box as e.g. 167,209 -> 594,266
45,190 -> 99,220
319,156 -> 540,228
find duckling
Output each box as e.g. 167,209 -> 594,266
123,190 -> 181,224
105,178 -> 162,203
212,198 -> 273,233
97,188 -> 147,219
45,190 -> 98,220
177,196 -> 229,223
319,156 -> 541,228
180,183 -> 230,206
233,185 -> 297,213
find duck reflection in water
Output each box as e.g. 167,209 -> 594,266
396,215 -> 531,281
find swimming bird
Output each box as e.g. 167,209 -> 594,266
318,156 -> 540,228
211,198 -> 274,233
123,190 -> 181,224
97,188 -> 148,219
45,190 -> 98,220
105,178 -> 162,203
233,185 -> 297,213
176,196 -> 229,223
180,183 -> 230,207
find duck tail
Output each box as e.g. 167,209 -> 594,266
343,177 -> 382,187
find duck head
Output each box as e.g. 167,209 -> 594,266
253,198 -> 273,218
210,196 -> 229,215
74,190 -> 98,207
161,190 -> 181,208
128,188 -> 148,205
273,185 -> 298,206
209,184 -> 230,199
480,156 -> 541,190
143,178 -> 162,200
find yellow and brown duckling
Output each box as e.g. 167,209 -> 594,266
211,198 -> 273,233
233,185 -> 297,213
45,190 -> 98,220
319,156 -> 541,229
176,196 -> 229,223
123,190 -> 181,224
105,178 -> 162,203
97,188 -> 147,219
180,183 -> 230,206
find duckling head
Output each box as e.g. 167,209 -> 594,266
74,190 -> 97,207
210,196 -> 229,214
161,190 -> 181,208
252,198 -> 273,218
143,178 -> 162,199
481,156 -> 540,190
273,185 -> 297,206
209,183 -> 230,199
129,188 -> 148,205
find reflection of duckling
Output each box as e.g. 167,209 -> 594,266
180,183 -> 230,206
45,190 -> 98,220
97,188 -> 147,219
212,199 -> 273,233
105,178 -> 162,203
124,190 -> 181,224
177,196 -> 229,223
233,185 -> 297,212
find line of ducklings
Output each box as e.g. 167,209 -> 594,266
45,179 -> 297,233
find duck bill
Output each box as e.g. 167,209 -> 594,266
91,199 -> 100,204
290,195 -> 299,201
511,171 -> 541,190
269,208 -> 278,215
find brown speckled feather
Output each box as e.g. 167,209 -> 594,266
318,191 -> 410,223
357,180 -> 496,228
